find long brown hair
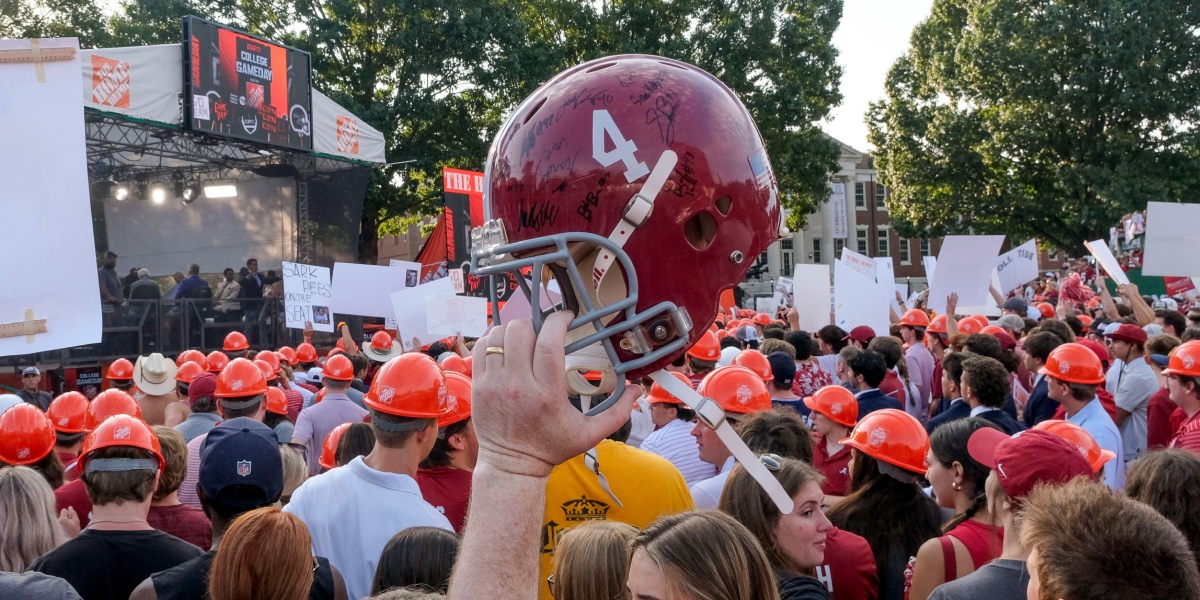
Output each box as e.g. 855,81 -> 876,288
209,507 -> 314,600
631,511 -> 782,600
1126,449 -> 1200,565
720,459 -> 824,575
930,418 -> 998,532
551,521 -> 636,600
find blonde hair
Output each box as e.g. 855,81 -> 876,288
631,511 -> 781,600
551,521 -> 637,600
209,507 -> 314,600
279,445 -> 307,504
153,425 -> 188,500
0,466 -> 66,571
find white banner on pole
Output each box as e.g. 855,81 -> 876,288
829,182 -> 848,239
995,239 -> 1040,294
927,236 -> 1005,315
1084,239 -> 1130,285
282,262 -> 333,332
793,265 -> 832,332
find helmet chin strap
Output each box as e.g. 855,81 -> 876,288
590,150 -> 677,294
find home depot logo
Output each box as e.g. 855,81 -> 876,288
91,55 -> 131,109
336,115 -> 360,154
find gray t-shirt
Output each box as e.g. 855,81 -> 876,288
0,571 -> 83,600
927,558 -> 1029,600
1113,358 -> 1159,461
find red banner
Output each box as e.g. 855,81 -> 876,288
1165,277 -> 1196,297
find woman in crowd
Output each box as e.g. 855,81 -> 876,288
827,409 -> 942,600
208,507 -> 314,600
720,456 -> 832,599
372,526 -> 460,595
1125,449 -> 1200,564
787,331 -> 835,397
906,419 -> 1002,600
0,404 -> 65,490
336,422 -> 376,467
279,445 -> 307,507
147,426 -> 212,549
0,466 -> 68,572
548,521 -> 636,600
627,511 -> 782,600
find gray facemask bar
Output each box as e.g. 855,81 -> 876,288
84,458 -> 159,474
472,230 -> 691,416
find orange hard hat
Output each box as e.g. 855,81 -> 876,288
175,349 -> 208,370
647,371 -> 695,404
709,323 -> 719,333
175,361 -> 205,384
206,351 -> 230,373
803,385 -> 859,427
215,358 -> 269,399
318,422 -> 352,470
967,315 -> 989,328
728,319 -> 744,330
1086,297 -> 1101,309
295,343 -> 318,363
981,326 -> 1006,336
314,388 -> 327,404
321,354 -> 355,382
47,391 -> 90,434
900,309 -> 930,328
263,387 -> 288,415
0,404 -> 56,465
840,408 -> 929,475
253,360 -> 277,382
256,351 -> 282,376
686,331 -> 721,363
364,354 -> 449,419
1162,341 -> 1200,378
715,329 -> 730,340
223,331 -> 249,352
738,309 -> 755,318
927,315 -> 949,335
751,313 -> 771,326
1077,315 -> 1094,331
366,331 -> 401,362
276,346 -> 299,366
1037,302 -> 1055,319
78,414 -> 164,474
439,372 -> 473,429
1032,419 -> 1115,474
461,356 -> 473,378
956,318 -> 984,335
440,354 -> 469,375
696,366 -> 771,415
85,389 -> 142,431
1039,343 -> 1106,385
107,358 -> 135,381
732,349 -> 773,382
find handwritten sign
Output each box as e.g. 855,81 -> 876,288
282,262 -> 333,332
425,294 -> 487,338
995,239 -> 1039,294
449,267 -> 465,294
840,248 -> 876,279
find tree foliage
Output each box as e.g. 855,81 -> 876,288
868,0 -> 1200,251
13,0 -> 844,259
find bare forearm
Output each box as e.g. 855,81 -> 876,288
449,463 -> 547,598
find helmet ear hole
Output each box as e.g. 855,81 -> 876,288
715,195 -> 732,216
683,211 -> 718,251
586,62 -> 616,73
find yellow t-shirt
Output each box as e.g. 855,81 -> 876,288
539,439 -> 694,600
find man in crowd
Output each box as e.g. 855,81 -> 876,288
639,372 -> 716,485
212,268 -> 241,321
292,354 -> 367,476
689,366 -> 771,508
845,351 -> 903,419
1105,324 -> 1158,462
416,374 -> 477,533
926,352 -> 971,433
899,310 -> 935,421
17,366 -> 52,411
1042,344 -> 1125,489
1022,331 -> 1065,426
172,373 -> 220,443
960,355 -> 1025,434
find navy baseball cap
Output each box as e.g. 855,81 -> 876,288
767,352 -> 797,387
199,417 -> 283,508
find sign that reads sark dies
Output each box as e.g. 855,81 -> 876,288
282,262 -> 333,332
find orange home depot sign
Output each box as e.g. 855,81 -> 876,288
91,55 -> 131,109
336,115 -> 360,154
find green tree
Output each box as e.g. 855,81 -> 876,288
869,0 -> 1200,252
1,0 -> 114,47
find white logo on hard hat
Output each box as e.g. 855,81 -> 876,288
830,403 -> 842,415
378,386 -> 396,404
736,384 -> 752,405
1058,360 -> 1071,375
438,382 -> 448,405
231,380 -> 244,391
1185,356 -> 1196,370
17,448 -> 29,460
868,427 -> 887,448
58,417 -> 68,426
445,392 -> 458,412
114,426 -> 131,440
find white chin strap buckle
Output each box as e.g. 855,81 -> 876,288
648,369 -> 795,514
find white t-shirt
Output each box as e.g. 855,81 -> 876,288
640,418 -> 718,486
1112,358 -> 1159,461
284,456 -> 452,600
688,456 -> 735,509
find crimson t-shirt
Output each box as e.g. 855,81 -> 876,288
812,435 -> 852,497
816,527 -> 879,600
416,466 -> 472,533
148,503 -> 213,550
1147,387 -> 1185,450
54,478 -> 93,527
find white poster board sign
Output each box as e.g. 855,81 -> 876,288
772,276 -> 794,311
331,263 -> 413,318
840,248 -> 876,278
834,260 -> 890,336
1143,202 -> 1200,277
390,277 -> 457,350
425,294 -> 488,338
755,297 -> 776,314
792,265 -> 832,332
281,262 -> 333,332
927,236 -> 1005,315
1084,239 -> 1130,285
922,256 -> 937,282
995,239 -> 1039,294
0,38 -> 103,355
829,182 -> 848,239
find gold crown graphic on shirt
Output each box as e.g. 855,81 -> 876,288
562,495 -> 610,521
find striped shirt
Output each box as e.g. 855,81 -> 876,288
639,418 -> 717,486
1170,411 -> 1200,455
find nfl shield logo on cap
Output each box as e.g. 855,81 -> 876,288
237,460 -> 252,477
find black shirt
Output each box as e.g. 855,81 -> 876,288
16,389 -> 53,411
31,529 -> 202,600
777,572 -> 832,600
151,549 -> 339,600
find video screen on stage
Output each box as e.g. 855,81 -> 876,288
183,17 -> 313,151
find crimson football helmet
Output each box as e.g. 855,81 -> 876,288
472,54 -> 783,412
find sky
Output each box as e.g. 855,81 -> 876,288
823,0 -> 936,153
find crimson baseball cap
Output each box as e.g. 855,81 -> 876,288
967,428 -> 1093,503
187,372 -> 218,406
199,417 -> 283,508
1105,323 -> 1148,346
844,326 -> 876,345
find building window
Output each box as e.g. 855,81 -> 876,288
899,239 -> 911,264
877,229 -> 889,257
812,238 -> 822,264
856,229 -> 868,254
834,238 -> 845,259
855,183 -> 865,209
920,239 -> 930,256
781,239 -> 793,250
875,183 -> 886,209
782,249 -> 793,278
